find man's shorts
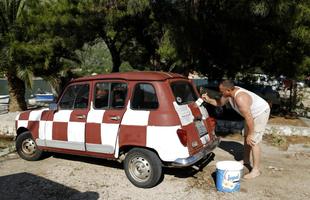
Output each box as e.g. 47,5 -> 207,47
244,108 -> 270,144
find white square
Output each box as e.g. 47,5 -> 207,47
87,110 -> 105,123
101,123 -> 119,146
67,122 -> 85,142
121,109 -> 150,126
18,120 -> 28,128
54,110 -> 72,122
29,109 -> 47,121
45,121 -> 53,140
147,126 -> 188,161
39,121 -> 46,139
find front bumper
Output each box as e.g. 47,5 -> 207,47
171,137 -> 221,167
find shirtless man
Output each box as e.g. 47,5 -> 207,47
202,80 -> 270,179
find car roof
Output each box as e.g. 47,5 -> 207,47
71,71 -> 187,83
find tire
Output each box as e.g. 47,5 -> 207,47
124,148 -> 162,188
16,131 -> 43,161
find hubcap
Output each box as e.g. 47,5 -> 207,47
128,156 -> 151,183
21,138 -> 36,155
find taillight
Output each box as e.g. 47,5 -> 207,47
177,129 -> 187,147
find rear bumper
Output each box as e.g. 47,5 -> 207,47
171,137 -> 220,167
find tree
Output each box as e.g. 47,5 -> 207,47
149,0 -> 310,79
76,0 -> 157,72
75,38 -> 113,75
0,0 -> 86,111
19,0 -> 84,94
0,0 -> 28,111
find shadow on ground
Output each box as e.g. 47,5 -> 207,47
218,140 -> 244,161
163,152 -> 215,179
0,172 -> 99,200
52,153 -> 123,170
19,151 -> 218,188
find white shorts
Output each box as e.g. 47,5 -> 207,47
245,109 -> 270,144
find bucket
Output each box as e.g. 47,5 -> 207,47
216,161 -> 243,192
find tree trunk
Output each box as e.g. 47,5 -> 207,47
111,49 -> 121,72
105,39 -> 121,72
7,71 -> 27,112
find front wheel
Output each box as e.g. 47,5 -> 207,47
16,131 -> 43,161
124,148 -> 162,188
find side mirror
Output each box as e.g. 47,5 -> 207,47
49,103 -> 58,111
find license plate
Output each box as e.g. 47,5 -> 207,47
195,120 -> 207,137
200,134 -> 210,145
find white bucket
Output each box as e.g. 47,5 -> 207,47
216,161 -> 243,192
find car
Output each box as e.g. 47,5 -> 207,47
15,71 -> 220,188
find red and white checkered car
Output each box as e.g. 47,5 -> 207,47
15,71 -> 220,188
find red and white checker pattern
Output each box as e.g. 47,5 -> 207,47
15,100 -> 213,162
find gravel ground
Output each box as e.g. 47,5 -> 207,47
0,137 -> 309,200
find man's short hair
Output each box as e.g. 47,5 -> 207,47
220,80 -> 235,89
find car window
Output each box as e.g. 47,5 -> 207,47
111,83 -> 127,108
94,82 -> 127,109
170,81 -> 197,105
94,82 -> 110,109
59,84 -> 89,109
131,83 -> 158,110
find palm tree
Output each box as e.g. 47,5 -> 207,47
0,0 -> 28,111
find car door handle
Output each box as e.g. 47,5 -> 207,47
76,114 -> 86,119
110,116 -> 121,121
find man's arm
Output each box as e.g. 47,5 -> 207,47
235,93 -> 256,146
202,93 -> 227,107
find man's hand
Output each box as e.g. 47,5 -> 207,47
202,93 -> 211,102
246,134 -> 256,147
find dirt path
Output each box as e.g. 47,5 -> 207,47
0,137 -> 309,200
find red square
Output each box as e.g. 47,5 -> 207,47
85,123 -> 101,144
41,110 -> 54,121
27,121 -> 39,139
119,125 -> 146,147
19,112 -> 30,120
52,122 -> 68,141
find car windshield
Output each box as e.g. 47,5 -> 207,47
170,81 -> 197,105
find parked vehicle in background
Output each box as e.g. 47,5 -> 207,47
0,95 -> 9,113
15,71 -> 220,188
28,93 -> 55,106
192,78 -> 281,118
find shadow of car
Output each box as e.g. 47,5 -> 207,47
0,172 -> 99,199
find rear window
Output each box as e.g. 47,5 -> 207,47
170,81 -> 197,105
131,83 -> 159,110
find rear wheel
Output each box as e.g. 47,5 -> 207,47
124,148 -> 162,188
16,131 -> 43,161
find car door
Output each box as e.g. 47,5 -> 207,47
85,81 -> 128,156
44,82 -> 90,151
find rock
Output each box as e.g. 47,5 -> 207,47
0,147 -> 10,157
265,124 -> 310,137
0,112 -> 19,136
268,166 -> 284,171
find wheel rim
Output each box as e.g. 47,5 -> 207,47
21,138 -> 36,155
128,156 -> 152,183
